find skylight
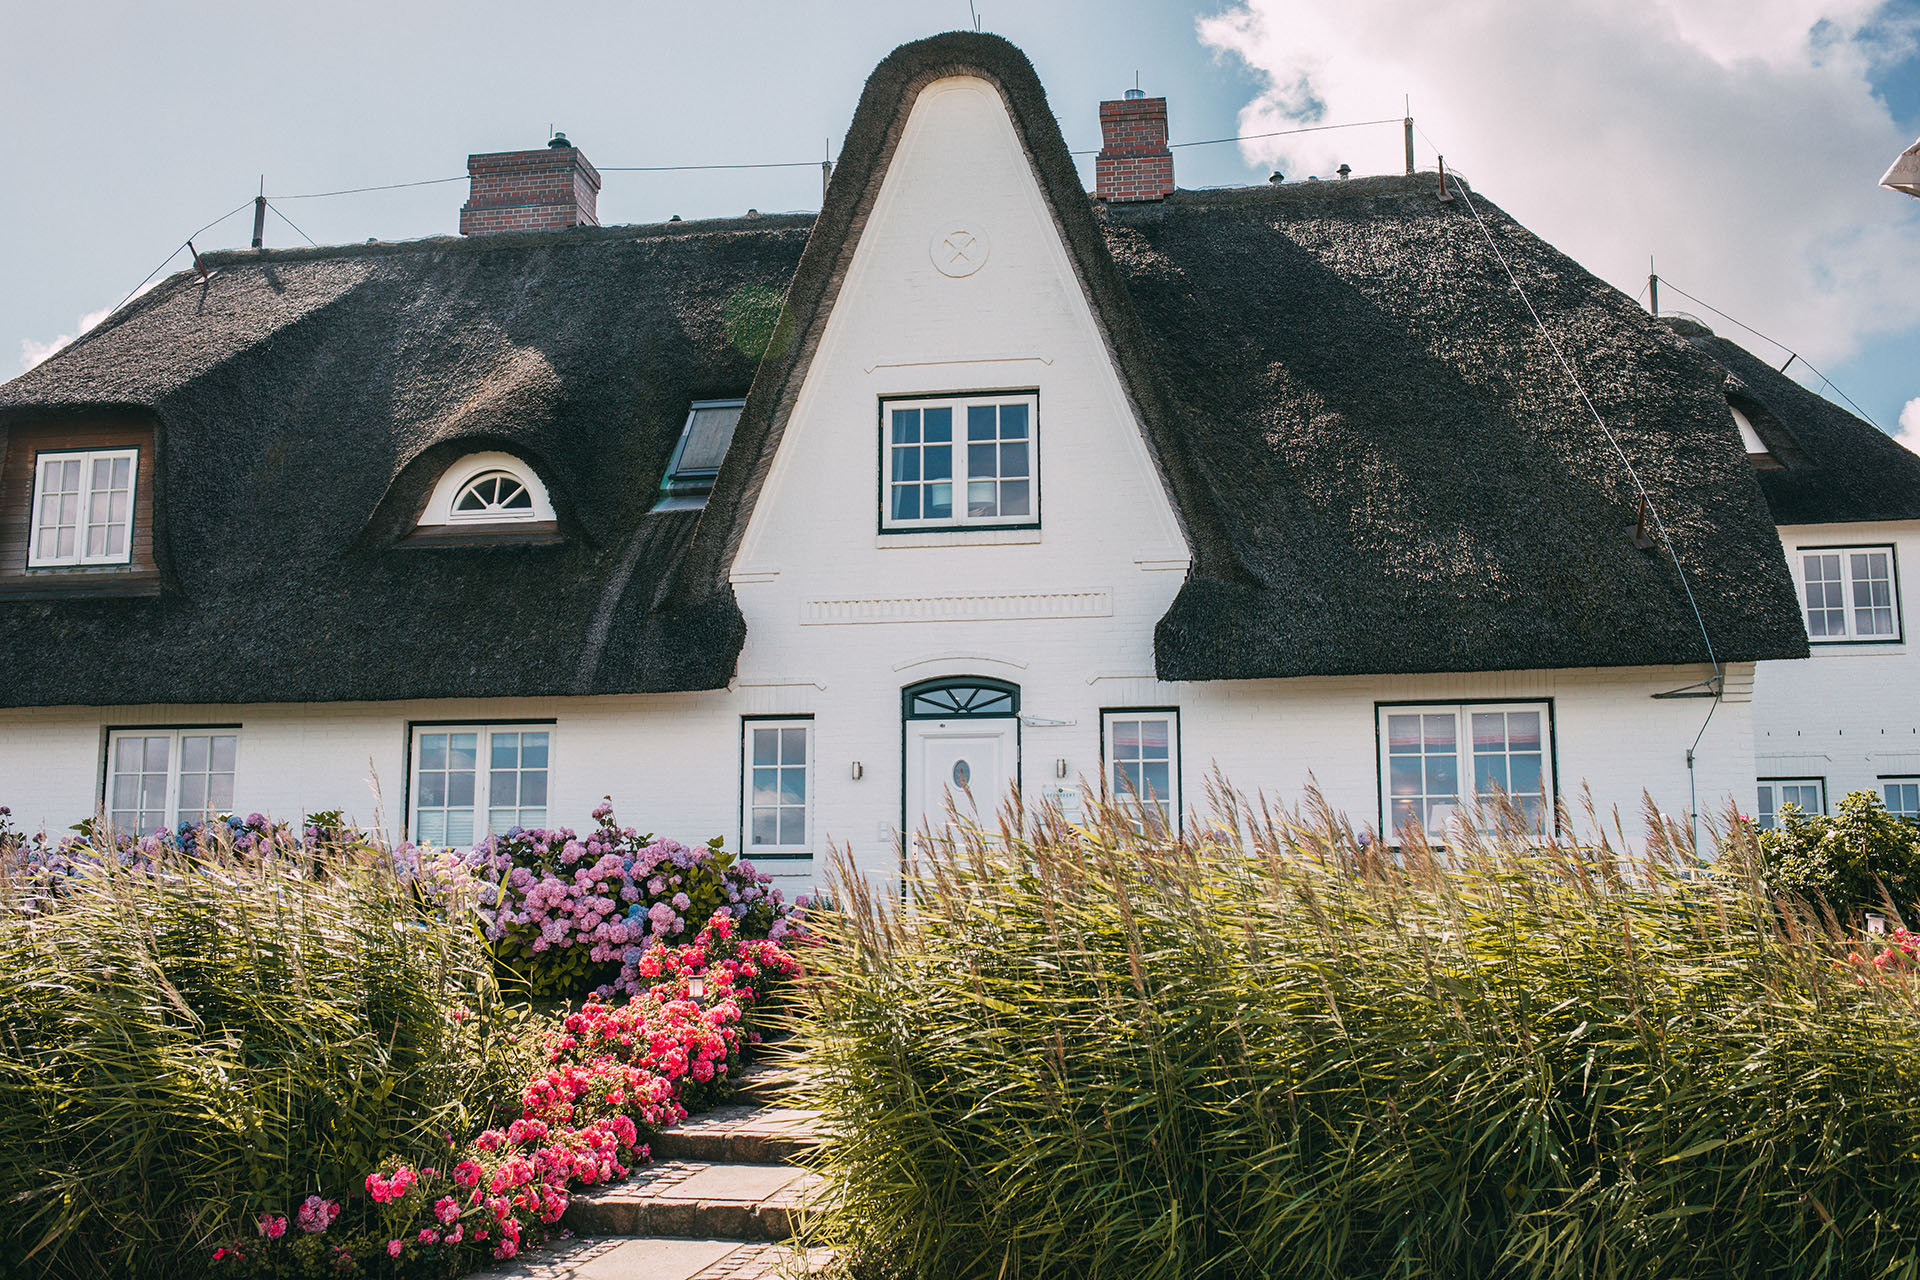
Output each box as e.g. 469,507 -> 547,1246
653,400 -> 745,511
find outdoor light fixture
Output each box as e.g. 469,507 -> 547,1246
1055,757 -> 1068,778
1867,913 -> 1888,935
688,972 -> 708,1000
851,761 -> 864,780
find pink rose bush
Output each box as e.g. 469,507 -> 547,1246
211,914 -> 798,1276
1844,924 -> 1920,981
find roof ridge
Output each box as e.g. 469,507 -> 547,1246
198,212 -> 817,269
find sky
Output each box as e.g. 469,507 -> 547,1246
2,0 -> 1916,446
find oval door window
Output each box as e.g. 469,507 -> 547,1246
952,759 -> 972,788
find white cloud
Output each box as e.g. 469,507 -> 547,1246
1898,397 -> 1920,454
1198,0 -> 1920,370
19,305 -> 114,371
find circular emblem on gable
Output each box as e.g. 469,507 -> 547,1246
930,224 -> 990,277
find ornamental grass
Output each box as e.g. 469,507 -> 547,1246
796,781 -> 1920,1280
0,824 -> 531,1279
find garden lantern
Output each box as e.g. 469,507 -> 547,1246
688,972 -> 708,1000
1866,913 -> 1887,935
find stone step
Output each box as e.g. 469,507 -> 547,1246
562,1161 -> 821,1242
650,1102 -> 824,1164
727,1061 -> 813,1106
469,1235 -> 834,1279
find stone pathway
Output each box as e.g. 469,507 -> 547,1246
471,1062 -> 829,1280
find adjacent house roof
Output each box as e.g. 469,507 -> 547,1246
1663,317 -> 1920,528
0,31 -> 1809,707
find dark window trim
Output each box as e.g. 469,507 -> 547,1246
876,390 -> 1042,537
900,675 -> 1023,720
401,718 -> 558,845
739,714 -> 817,862
1098,705 -> 1184,836
1797,542 -> 1904,646
1372,697 -> 1561,842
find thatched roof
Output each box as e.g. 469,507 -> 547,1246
1664,318 -> 1920,528
0,219 -> 811,705
0,32 -> 1808,707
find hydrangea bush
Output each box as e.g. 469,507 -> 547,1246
401,799 -> 800,1000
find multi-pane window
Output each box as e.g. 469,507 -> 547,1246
450,472 -> 536,521
1756,778 -> 1825,831
1379,703 -> 1553,837
1883,779 -> 1920,822
743,720 -> 811,854
883,394 -> 1037,529
411,725 -> 550,846
1103,710 -> 1180,834
1800,547 -> 1900,641
106,729 -> 238,833
29,448 -> 137,567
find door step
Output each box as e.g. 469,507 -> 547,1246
649,1102 -> 824,1164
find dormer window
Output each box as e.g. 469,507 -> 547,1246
28,448 -> 137,567
417,452 -> 556,531
653,400 -> 744,512
451,472 -> 536,521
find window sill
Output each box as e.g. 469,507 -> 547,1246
401,521 -> 563,549
0,569 -> 162,600
876,527 -> 1042,549
1807,640 -> 1906,653
740,850 -> 815,861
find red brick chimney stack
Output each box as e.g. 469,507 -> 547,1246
460,135 -> 602,235
1096,91 -> 1174,203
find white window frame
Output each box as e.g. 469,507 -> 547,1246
104,728 -> 239,834
1101,709 -> 1181,835
1881,777 -> 1920,822
1797,545 -> 1902,643
1377,701 -> 1555,839
741,718 -> 813,856
408,723 -> 554,846
1756,777 -> 1825,830
28,447 -> 139,567
880,392 -> 1038,532
418,452 -> 556,527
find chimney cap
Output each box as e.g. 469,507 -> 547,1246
548,132 -> 572,149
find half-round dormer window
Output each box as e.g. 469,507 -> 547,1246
418,452 -> 557,527
452,471 -> 535,521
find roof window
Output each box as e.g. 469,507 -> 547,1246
653,400 -> 744,511
1730,405 -> 1782,470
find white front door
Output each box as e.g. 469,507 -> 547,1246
905,717 -> 1019,843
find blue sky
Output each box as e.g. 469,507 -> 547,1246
3,0 -> 1915,441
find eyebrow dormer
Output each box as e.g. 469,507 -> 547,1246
409,451 -> 560,546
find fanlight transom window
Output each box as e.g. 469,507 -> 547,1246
903,678 -> 1021,719
418,451 -> 557,528
452,472 -> 535,521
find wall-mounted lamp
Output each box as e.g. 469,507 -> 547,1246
687,972 -> 707,1000
1055,758 -> 1068,778
851,761 -> 864,780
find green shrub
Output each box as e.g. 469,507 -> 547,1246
798,790 -> 1920,1280
1757,789 -> 1920,926
0,828 -> 528,1280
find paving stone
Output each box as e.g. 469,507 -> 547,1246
467,1236 -> 833,1280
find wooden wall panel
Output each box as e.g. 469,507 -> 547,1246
0,418 -> 161,597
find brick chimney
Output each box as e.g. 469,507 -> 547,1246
1096,91 -> 1174,203
460,134 -> 602,235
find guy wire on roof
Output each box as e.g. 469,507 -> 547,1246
1439,163 -> 1727,841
